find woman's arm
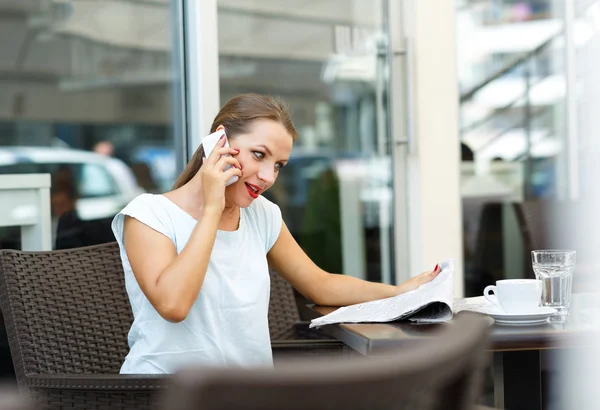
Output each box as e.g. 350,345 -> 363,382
124,138 -> 242,323
267,222 -> 440,306
124,207 -> 222,322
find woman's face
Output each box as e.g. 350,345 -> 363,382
219,119 -> 293,207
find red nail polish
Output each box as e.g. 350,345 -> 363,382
234,148 -> 240,152
434,264 -> 439,272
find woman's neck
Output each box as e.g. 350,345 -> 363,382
219,204 -> 240,231
169,183 -> 240,230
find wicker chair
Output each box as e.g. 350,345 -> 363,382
0,242 -> 165,410
0,242 -> 347,409
161,312 -> 492,410
268,270 -> 350,361
268,270 -> 305,340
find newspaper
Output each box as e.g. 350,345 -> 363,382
453,296 -> 496,314
309,259 -> 455,328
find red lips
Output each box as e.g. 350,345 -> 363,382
245,182 -> 262,199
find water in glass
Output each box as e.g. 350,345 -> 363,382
531,250 -> 576,318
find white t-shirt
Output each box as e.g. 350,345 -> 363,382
111,193 -> 282,374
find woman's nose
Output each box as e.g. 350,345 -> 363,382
258,166 -> 275,185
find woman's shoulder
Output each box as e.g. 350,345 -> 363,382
117,193 -> 157,216
114,193 -> 185,227
112,193 -> 176,242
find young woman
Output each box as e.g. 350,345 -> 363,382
112,93 -> 440,374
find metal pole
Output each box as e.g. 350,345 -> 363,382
564,0 -> 579,200
171,0 -> 187,171
385,0 -> 410,286
524,62 -> 533,200
375,35 -> 392,285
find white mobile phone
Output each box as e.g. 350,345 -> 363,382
201,129 -> 239,186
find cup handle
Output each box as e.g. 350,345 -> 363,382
483,285 -> 501,308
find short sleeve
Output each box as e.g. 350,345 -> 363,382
253,196 -> 282,253
111,194 -> 175,246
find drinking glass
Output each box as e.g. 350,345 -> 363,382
531,250 -> 576,318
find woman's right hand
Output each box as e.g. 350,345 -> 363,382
200,135 -> 242,212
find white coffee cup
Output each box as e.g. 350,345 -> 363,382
483,279 -> 543,314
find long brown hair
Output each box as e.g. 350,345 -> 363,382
173,93 -> 297,189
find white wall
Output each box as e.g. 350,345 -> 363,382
403,0 -> 464,296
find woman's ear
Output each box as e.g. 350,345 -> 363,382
215,124 -> 226,133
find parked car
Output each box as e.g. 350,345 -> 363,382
0,147 -> 143,221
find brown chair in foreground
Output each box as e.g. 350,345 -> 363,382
0,384 -> 36,410
162,312 -> 491,410
0,242 -> 348,409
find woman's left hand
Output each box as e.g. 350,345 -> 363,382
395,264 -> 442,295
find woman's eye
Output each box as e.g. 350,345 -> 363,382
253,151 -> 264,159
275,163 -> 282,170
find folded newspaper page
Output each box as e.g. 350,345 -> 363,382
453,296 -> 496,314
309,259 -> 455,328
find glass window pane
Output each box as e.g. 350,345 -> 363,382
457,0 -> 566,296
80,164 -> 118,198
0,0 -> 185,252
216,1 -> 395,286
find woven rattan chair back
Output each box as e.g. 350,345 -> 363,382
0,242 -> 131,391
267,270 -> 301,340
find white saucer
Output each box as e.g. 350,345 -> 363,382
486,307 -> 558,325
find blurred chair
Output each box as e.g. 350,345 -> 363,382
513,201 -> 546,279
0,243 -> 349,409
55,215 -> 115,250
513,200 -> 595,291
513,201 -> 546,253
162,312 -> 491,410
513,200 -> 580,256
468,202 -> 505,296
513,200 -> 577,275
0,384 -> 35,410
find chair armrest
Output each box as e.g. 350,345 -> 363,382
26,374 -> 169,391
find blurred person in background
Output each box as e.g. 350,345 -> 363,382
51,166 -> 78,219
51,166 -> 83,250
131,162 -> 160,194
94,140 -> 145,196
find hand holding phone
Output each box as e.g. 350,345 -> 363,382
201,129 -> 239,186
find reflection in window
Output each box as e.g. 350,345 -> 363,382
79,164 -> 118,198
458,0 -> 567,296
217,1 -> 395,286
